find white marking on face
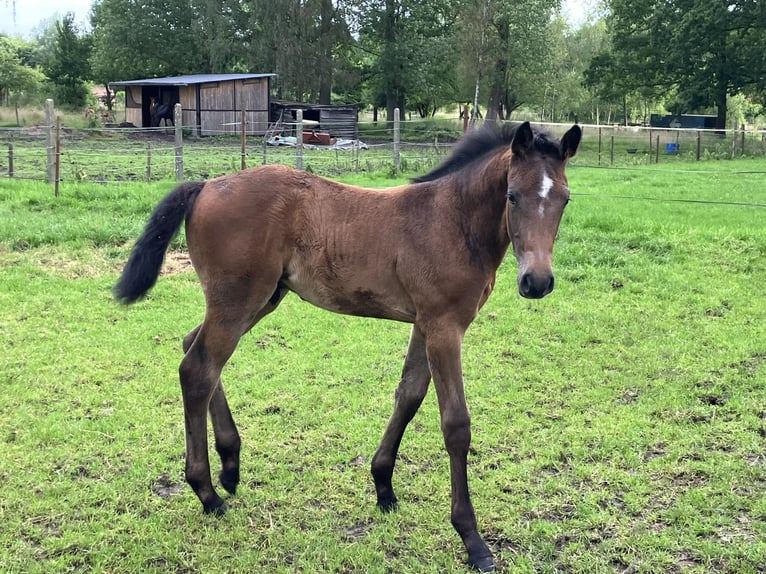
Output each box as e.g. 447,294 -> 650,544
539,172 -> 553,199
538,172 -> 553,217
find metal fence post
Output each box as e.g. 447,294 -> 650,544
45,99 -> 54,184
393,107 -> 400,176
741,124 -> 746,157
55,116 -> 61,196
696,130 -> 701,161
241,109 -> 247,171
174,103 -> 183,181
598,127 -> 602,166
146,143 -> 152,182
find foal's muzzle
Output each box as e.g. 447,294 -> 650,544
518,271 -> 554,299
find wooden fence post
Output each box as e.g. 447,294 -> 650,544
610,134 -> 614,166
393,107 -> 400,176
8,143 -> 13,178
296,109 -> 304,171
45,99 -> 54,184
174,103 -> 183,181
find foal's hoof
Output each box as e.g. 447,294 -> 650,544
376,496 -> 398,513
219,469 -> 239,495
468,554 -> 496,572
203,498 -> 227,517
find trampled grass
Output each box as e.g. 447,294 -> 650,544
0,162 -> 765,573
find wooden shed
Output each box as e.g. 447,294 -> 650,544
109,73 -> 276,136
271,101 -> 360,140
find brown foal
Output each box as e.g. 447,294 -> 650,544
115,121 -> 581,571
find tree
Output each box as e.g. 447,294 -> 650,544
0,35 -> 46,124
456,0 -> 561,121
354,0 -> 461,121
42,13 -> 91,108
90,0 -> 210,84
546,17 -> 609,123
246,0 -> 355,103
597,0 -> 766,129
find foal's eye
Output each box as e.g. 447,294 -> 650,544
506,191 -> 517,206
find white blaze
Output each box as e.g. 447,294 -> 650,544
538,172 -> 553,217
539,172 -> 553,199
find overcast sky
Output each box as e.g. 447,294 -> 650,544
1,0 -> 590,38
0,0 -> 92,36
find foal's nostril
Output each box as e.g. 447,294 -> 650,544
519,272 -> 554,299
519,272 -> 532,297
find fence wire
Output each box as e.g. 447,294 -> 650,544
0,120 -> 764,186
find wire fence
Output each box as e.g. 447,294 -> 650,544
0,109 -> 764,188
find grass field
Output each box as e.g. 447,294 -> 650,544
1,160 -> 765,573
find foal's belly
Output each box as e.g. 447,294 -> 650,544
283,265 -> 416,323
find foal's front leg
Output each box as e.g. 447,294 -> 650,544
371,325 -> 431,511
425,326 -> 495,572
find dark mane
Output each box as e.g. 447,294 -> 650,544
412,122 -> 562,184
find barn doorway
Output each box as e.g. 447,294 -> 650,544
141,86 -> 180,127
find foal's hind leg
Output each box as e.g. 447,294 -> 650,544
180,286 -> 287,515
182,326 -> 241,496
371,325 -> 431,511
208,383 -> 241,495
204,287 -> 288,498
179,318 -> 243,515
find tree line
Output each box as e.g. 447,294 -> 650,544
1,0 -> 764,130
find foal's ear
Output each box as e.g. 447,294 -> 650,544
560,124 -> 582,160
511,121 -> 534,157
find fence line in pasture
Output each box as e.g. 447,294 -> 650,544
571,190 -> 766,209
0,101 -> 764,189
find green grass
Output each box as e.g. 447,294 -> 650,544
1,164 -> 766,573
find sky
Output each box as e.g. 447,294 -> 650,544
0,0 -> 93,37
0,0 -> 592,38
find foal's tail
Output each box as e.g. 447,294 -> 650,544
113,181 -> 204,304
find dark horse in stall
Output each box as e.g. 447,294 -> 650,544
114,121 -> 581,571
150,96 -> 175,128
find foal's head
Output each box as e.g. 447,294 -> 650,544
505,122 -> 581,299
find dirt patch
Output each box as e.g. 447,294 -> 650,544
161,250 -> 193,275
341,520 -> 372,541
151,474 -> 184,499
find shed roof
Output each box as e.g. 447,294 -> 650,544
109,73 -> 276,90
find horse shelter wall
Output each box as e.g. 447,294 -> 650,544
235,78 -> 270,135
118,78 -> 270,135
198,78 -> 269,136
124,86 -> 142,127
179,85 -> 197,130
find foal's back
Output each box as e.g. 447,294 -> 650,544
187,165 -> 433,322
